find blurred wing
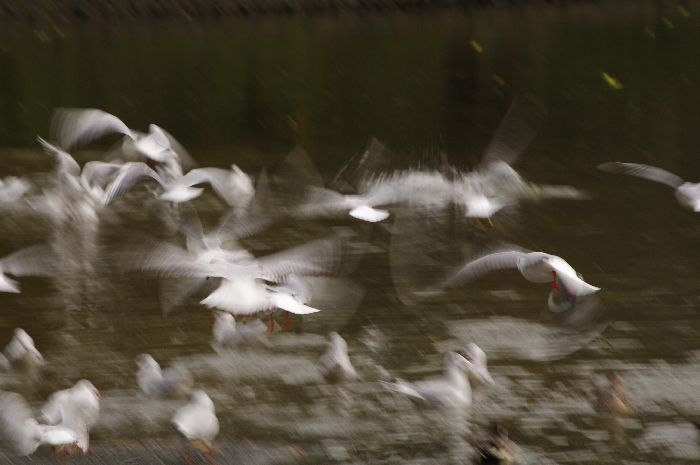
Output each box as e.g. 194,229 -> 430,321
0,392 -> 32,426
597,162 -> 684,188
255,238 -> 340,282
0,392 -> 35,456
80,161 -> 123,189
270,293 -> 321,314
443,251 -> 525,288
214,169 -> 277,241
51,108 -> 132,150
521,184 -> 590,201
0,244 -> 56,277
149,124 -> 197,169
332,137 -> 393,191
36,137 -> 81,178
102,162 -> 164,205
274,146 -> 324,191
296,186 -> 351,217
140,242 -> 212,278
159,277 -> 207,315
39,391 -> 67,425
178,203 -> 206,243
381,380 -> 426,401
180,167 -> 228,193
480,97 -> 546,167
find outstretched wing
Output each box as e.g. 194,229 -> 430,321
255,237 -> 340,282
80,161 -> 123,190
148,124 -> 197,169
213,168 -> 277,242
102,162 -> 164,205
0,244 -> 56,277
598,162 -> 684,188
480,96 -> 546,167
443,251 -> 526,288
51,108 -> 133,150
36,136 -> 81,178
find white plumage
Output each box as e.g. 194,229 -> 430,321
172,390 -> 219,449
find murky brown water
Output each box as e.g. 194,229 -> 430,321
1,3 -> 700,464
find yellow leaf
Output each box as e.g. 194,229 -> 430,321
602,72 -> 624,90
469,40 -> 483,54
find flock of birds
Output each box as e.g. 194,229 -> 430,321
0,98 -> 693,464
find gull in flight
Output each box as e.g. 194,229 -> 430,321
2,328 -> 44,369
33,136 -> 126,222
444,249 -> 600,297
50,108 -> 195,179
453,98 -> 586,224
100,161 -> 254,208
137,236 -> 339,324
599,161 -> 700,211
318,332 -> 358,383
297,136 -> 455,223
382,346 -> 494,408
144,177 -> 281,315
172,390 -> 220,462
0,392 -> 79,458
39,379 -> 100,455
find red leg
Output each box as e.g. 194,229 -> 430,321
283,313 -> 291,332
550,270 -> 560,291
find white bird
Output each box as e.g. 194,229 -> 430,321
0,243 -> 57,293
102,162 -> 254,208
139,236 -> 339,317
0,392 -> 79,457
50,108 -> 194,178
3,329 -> 44,368
451,98 -> 586,221
462,343 -> 495,389
300,170 -> 454,223
444,249 -> 600,297
40,380 -> 100,453
382,350 -> 490,408
172,390 -> 219,455
34,137 -> 123,222
300,186 -> 391,223
319,332 -> 358,383
172,165 -> 254,209
598,162 -> 700,211
100,161 -> 167,205
141,183 -> 281,315
201,276 -> 321,316
135,354 -> 193,398
212,312 -> 266,347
